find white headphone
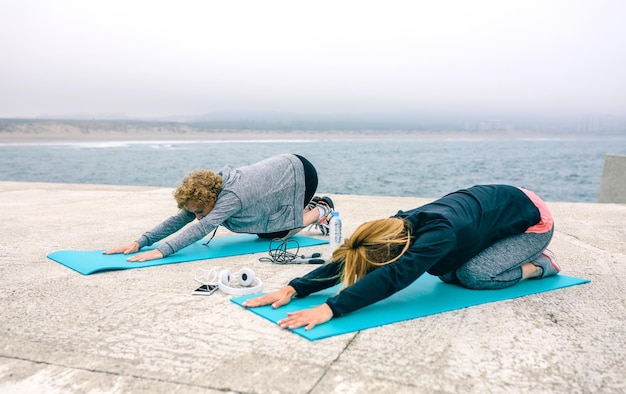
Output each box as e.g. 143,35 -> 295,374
218,268 -> 263,296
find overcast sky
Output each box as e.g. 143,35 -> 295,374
1,0 -> 625,120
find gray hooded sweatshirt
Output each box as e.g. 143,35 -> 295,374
135,154 -> 306,256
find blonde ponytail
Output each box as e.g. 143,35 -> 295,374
332,218 -> 411,288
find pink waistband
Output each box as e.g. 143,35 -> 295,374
518,187 -> 554,234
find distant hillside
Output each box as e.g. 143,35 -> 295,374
0,118 -> 624,137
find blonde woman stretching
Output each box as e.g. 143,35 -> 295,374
244,184 -> 559,330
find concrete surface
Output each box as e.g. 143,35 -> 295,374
598,153 -> 626,204
0,181 -> 624,394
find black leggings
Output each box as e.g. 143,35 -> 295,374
257,154 -> 318,239
294,154 -> 318,207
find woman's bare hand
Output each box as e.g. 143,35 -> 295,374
126,249 -> 163,262
103,242 -> 139,255
242,286 -> 296,309
278,304 -> 333,331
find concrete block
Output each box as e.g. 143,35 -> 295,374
598,153 -> 626,204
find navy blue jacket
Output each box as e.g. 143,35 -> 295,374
289,184 -> 541,316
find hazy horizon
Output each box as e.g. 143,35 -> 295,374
2,1 -> 625,120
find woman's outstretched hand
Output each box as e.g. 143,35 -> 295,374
103,242 -> 163,262
278,304 -> 333,331
242,286 -> 296,309
125,249 -> 163,262
243,286 -> 333,330
103,242 -> 139,255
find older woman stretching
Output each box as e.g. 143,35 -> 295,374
105,154 -> 334,262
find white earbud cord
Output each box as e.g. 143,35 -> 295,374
194,267 -> 220,286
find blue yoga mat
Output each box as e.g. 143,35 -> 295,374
232,273 -> 590,340
48,235 -> 328,275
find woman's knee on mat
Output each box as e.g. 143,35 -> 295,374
456,264 -> 525,290
455,265 -> 494,289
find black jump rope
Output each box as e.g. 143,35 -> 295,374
258,238 -> 326,265
205,227 -> 326,264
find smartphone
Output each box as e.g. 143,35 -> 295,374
192,284 -> 219,296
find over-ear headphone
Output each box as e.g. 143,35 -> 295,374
218,268 -> 263,295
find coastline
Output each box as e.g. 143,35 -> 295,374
0,129 -> 619,144
1,117 -> 623,144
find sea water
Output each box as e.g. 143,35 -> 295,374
1,136 -> 624,202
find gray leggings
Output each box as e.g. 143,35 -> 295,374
439,227 -> 554,290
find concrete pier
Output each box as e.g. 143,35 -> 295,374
0,181 -> 624,393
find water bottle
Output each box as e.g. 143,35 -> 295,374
328,211 -> 342,257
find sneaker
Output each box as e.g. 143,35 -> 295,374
318,196 -> 334,212
310,196 -> 334,235
532,248 -> 561,279
307,196 -> 321,211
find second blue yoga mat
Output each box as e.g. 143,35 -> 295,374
232,273 -> 590,341
48,235 -> 328,275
